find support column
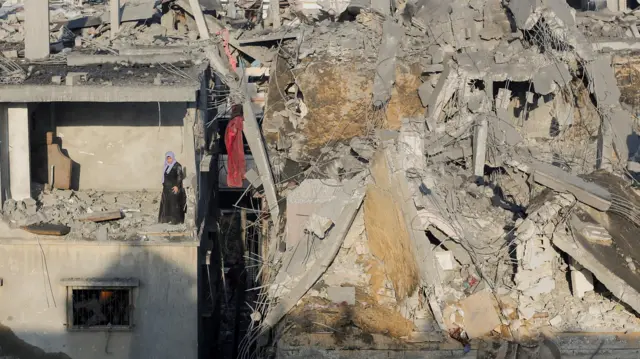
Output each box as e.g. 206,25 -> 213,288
619,0 -> 627,11
110,0 -> 120,39
269,0 -> 281,29
607,0 -> 625,11
24,0 -> 50,60
473,117 -> 488,180
7,104 -> 31,201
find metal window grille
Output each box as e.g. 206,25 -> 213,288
66,287 -> 133,331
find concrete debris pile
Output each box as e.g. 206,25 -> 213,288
215,0 -> 640,353
577,9 -> 640,41
1,188 -> 189,240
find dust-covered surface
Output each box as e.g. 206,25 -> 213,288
19,63 -> 200,87
245,0 -> 640,354
1,186 -> 195,241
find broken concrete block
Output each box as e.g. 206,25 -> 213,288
327,286 -> 356,305
522,276 -> 555,297
418,82 -> 433,107
244,168 -> 262,188
459,291 -> 501,339
350,137 -> 375,160
586,55 -> 621,107
2,50 -> 17,58
428,45 -> 444,64
65,72 -> 88,86
496,88 -> 511,109
435,251 -> 456,271
533,63 -> 571,96
526,91 -> 535,103
423,64 -> 444,73
51,75 -> 62,85
305,213 -> 333,239
569,257 -> 594,298
581,224 -> 612,244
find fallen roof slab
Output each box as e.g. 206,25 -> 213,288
0,84 -> 199,102
553,172 -> 640,315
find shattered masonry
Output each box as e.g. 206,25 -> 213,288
3,0 -> 640,356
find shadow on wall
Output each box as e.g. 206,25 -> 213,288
52,103 -> 186,127
0,324 -> 71,359
0,244 -> 198,359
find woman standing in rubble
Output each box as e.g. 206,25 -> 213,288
158,151 -> 186,224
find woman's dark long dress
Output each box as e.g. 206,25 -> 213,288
158,162 -> 186,224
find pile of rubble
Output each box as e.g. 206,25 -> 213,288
4,0 -> 640,352
210,0 -> 640,354
577,9 -> 640,40
1,187 -> 190,240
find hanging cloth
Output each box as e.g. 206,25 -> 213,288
224,115 -> 246,188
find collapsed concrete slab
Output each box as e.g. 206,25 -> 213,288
552,171 -> 640,315
261,174 -> 367,333
507,156 -> 612,211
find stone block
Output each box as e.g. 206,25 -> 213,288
569,257 -> 594,298
51,75 -> 62,85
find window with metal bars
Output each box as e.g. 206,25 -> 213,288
66,287 -> 133,331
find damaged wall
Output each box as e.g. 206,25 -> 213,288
0,240 -> 198,359
264,58 -> 423,158
30,102 -> 197,191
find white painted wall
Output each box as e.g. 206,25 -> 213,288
0,240 -> 198,359
7,104 -> 31,200
32,102 -> 197,191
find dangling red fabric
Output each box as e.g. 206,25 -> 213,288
224,115 -> 246,188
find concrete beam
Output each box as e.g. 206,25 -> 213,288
67,53 -> 193,66
110,0 -> 120,39
531,164 -> 611,211
472,116 -> 488,179
187,0 -> 210,40
0,85 -> 199,102
239,68 -> 280,224
372,19 -> 402,108
7,104 -> 31,201
554,232 -> 640,315
382,148 -> 447,330
593,39 -> 640,52
24,0 -> 50,60
269,0 -> 281,29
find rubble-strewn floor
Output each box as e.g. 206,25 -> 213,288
1,186 -> 190,240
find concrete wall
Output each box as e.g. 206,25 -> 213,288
0,104 -> 8,207
0,240 -> 198,359
31,102 -> 197,191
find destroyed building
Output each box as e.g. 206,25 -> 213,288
1,0 -> 640,357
